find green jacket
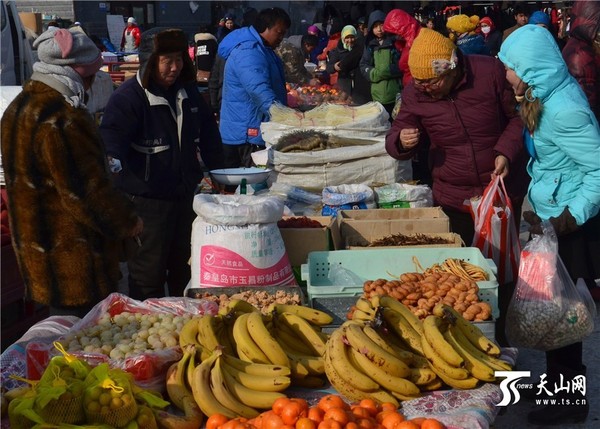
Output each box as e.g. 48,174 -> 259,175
360,36 -> 401,105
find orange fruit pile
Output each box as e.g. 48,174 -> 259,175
205,394 -> 446,429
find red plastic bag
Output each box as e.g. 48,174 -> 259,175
469,176 -> 521,284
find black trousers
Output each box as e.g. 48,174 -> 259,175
127,195 -> 196,300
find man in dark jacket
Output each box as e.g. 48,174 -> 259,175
100,28 -> 223,300
385,28 -> 529,245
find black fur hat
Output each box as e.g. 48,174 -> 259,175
138,27 -> 195,88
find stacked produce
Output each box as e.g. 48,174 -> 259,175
269,103 -> 383,127
340,298 -> 511,394
286,83 -> 350,106
204,394 -> 447,429
188,289 -> 302,315
167,300 -> 333,418
352,259 -> 493,320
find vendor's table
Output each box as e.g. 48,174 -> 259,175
1,312 -> 517,429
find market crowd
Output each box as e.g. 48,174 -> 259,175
1,2 -> 598,426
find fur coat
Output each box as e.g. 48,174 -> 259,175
1,79 -> 138,308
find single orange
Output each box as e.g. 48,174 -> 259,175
291,398 -> 310,414
323,407 -> 351,426
207,413 -> 230,429
394,422 -> 420,429
282,400 -> 307,426
318,395 -> 349,412
420,419 -> 445,429
220,419 -> 239,429
358,399 -> 381,417
351,406 -> 371,419
356,417 -> 377,429
262,411 -> 285,429
381,412 -> 405,429
380,403 -> 397,413
308,406 -> 325,423
346,422 -> 360,429
273,397 -> 292,416
318,420 -> 343,429
406,417 -> 425,428
375,411 -> 395,424
296,417 -> 317,429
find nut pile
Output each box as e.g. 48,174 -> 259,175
189,289 -> 302,314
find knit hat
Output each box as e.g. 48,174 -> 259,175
480,17 -> 495,31
408,28 -> 458,80
528,11 -> 551,27
307,25 -> 319,35
138,27 -> 195,88
127,17 -> 136,24
446,14 -> 476,34
33,28 -> 102,77
341,25 -> 357,50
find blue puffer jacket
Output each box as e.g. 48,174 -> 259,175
499,25 -> 600,225
218,27 -> 287,146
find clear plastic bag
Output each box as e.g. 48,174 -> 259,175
506,221 -> 596,350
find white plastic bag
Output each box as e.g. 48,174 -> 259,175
321,184 -> 376,216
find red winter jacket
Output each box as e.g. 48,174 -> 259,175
383,9 -> 421,87
386,53 -> 529,212
562,0 -> 600,121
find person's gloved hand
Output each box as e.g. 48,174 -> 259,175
523,208 -> 579,236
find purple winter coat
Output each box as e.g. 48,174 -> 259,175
386,53 -> 529,212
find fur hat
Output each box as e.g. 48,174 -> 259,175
446,14 -> 477,34
528,11 -> 551,27
408,28 -> 457,80
34,28 -> 102,77
138,27 -> 195,88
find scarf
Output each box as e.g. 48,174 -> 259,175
31,62 -> 87,108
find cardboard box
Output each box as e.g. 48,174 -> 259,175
345,232 -> 464,249
19,13 -> 42,34
279,216 -> 332,266
332,208 -> 450,250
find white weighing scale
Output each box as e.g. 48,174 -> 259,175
209,167 -> 271,194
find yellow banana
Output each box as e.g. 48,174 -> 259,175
408,367 -> 438,386
369,295 -> 381,309
278,312 -> 326,356
324,353 -> 399,406
221,354 -> 291,377
219,299 -> 260,316
380,296 -> 424,335
246,312 -> 290,367
197,314 -> 227,353
287,352 -> 325,376
221,364 -> 287,409
221,360 -> 290,392
351,309 -> 377,322
434,304 -> 500,357
443,327 -> 495,382
166,345 -> 194,410
450,326 -> 512,372
381,308 -> 424,355
347,346 -> 420,397
390,391 -> 421,402
420,333 -> 470,380
271,304 -> 333,326
355,297 -> 376,314
343,322 -> 410,378
153,395 -> 204,429
326,329 -> 380,392
422,315 -> 463,368
362,324 -> 415,366
435,370 -> 480,390
274,328 -> 316,356
179,317 -> 201,348
189,351 -> 237,418
233,313 -> 270,364
210,357 -> 260,418
186,346 -> 197,392
420,378 -> 443,392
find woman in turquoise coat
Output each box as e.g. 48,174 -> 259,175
499,24 -> 600,426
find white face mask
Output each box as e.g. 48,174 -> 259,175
481,26 -> 491,34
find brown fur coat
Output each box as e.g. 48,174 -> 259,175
1,80 -> 138,308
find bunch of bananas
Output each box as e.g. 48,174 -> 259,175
170,300 -> 333,417
346,297 -> 512,391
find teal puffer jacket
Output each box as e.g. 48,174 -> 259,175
499,25 -> 600,225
